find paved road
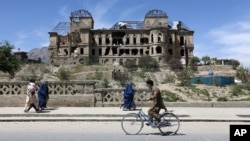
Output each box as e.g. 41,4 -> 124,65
0,122 -> 246,141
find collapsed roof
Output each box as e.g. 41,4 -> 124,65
50,9 -> 192,35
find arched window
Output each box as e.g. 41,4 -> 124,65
156,46 -> 162,54
168,49 -> 173,55
181,49 -> 185,56
180,36 -> 184,46
151,34 -> 154,43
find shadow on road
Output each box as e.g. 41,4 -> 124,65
127,132 -> 186,136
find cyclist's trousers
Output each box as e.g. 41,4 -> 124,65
148,107 -> 160,122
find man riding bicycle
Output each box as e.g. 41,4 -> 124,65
145,80 -> 167,127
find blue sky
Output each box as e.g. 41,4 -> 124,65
1,0 -> 250,67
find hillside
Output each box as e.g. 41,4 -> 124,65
1,63 -> 249,102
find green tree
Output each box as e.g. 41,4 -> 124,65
0,41 -> 21,78
124,59 -> 137,71
167,57 -> 183,71
138,55 -> 159,71
176,68 -> 194,86
190,56 -> 200,70
230,59 -> 240,70
201,55 -> 210,65
236,66 -> 250,83
56,67 -> 71,80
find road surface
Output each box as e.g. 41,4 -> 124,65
0,122 -> 245,141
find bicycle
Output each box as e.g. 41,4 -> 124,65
121,101 -> 180,135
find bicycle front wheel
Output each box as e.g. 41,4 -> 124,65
158,112 -> 180,135
121,113 -> 143,135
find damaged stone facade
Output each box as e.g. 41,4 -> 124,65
48,9 -> 194,65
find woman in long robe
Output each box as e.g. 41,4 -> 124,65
121,83 -> 136,110
38,82 -> 49,110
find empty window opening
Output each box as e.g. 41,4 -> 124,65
140,49 -> 144,55
112,47 -> 118,55
80,48 -> 84,54
168,49 -> 173,55
151,34 -> 154,42
92,38 -> 96,45
133,38 -> 136,45
125,49 -> 130,55
113,38 -> 123,46
145,51 -> 149,55
99,48 -> 102,56
156,46 -> 162,54
119,49 -> 124,56
64,49 -> 68,56
169,37 -> 173,44
140,38 -> 149,44
151,47 -> 154,54
158,37 -> 161,42
106,38 -> 110,45
104,47 -> 110,56
99,37 -> 102,45
92,49 -> 95,55
132,49 -> 138,55
181,49 -> 185,56
180,36 -> 184,46
126,38 -> 130,45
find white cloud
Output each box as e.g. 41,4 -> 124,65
118,4 -> 147,20
89,0 -> 119,28
59,5 -> 69,20
207,21 -> 250,67
13,27 -> 50,51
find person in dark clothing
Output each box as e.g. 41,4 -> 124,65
38,81 -> 49,110
121,83 -> 136,111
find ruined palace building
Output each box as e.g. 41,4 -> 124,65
48,9 -> 194,65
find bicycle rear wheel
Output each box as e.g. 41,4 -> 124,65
121,113 -> 143,135
158,112 -> 180,135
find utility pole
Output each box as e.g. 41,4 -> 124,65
185,40 -> 189,69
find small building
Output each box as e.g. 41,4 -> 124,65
13,51 -> 28,61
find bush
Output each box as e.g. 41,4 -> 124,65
168,57 -> 183,71
230,85 -> 243,96
217,97 -> 228,101
236,66 -> 250,83
94,69 -> 103,80
19,69 -> 43,81
230,59 -> 240,69
161,90 -> 184,102
176,68 -> 194,86
56,67 -> 71,80
190,56 -> 200,70
99,77 -> 110,88
124,59 -> 137,71
138,55 -> 159,72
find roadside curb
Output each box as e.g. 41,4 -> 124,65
1,118 -> 250,122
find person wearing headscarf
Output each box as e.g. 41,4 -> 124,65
24,79 -> 39,113
121,82 -> 136,111
38,81 -> 49,110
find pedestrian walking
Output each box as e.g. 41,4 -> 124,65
120,82 -> 136,111
24,79 -> 39,113
38,81 -> 49,110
